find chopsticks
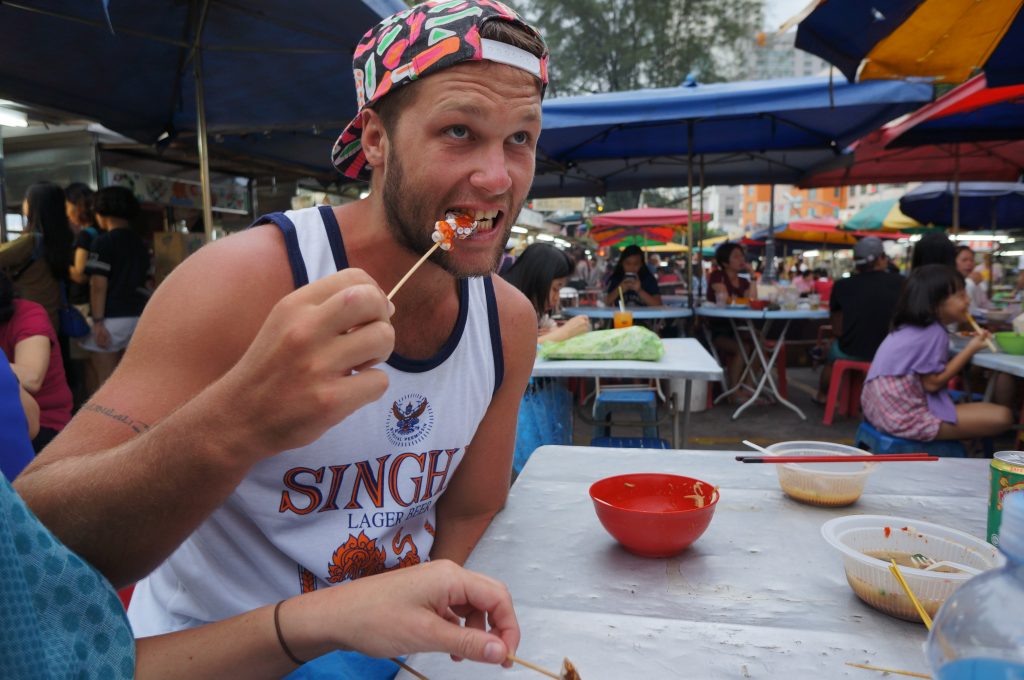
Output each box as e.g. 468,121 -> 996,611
735,454 -> 938,463
966,313 -> 999,352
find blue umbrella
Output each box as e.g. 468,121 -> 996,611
0,0 -> 405,231
899,182 -> 1024,230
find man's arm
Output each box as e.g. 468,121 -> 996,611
15,226 -> 395,586
430,278 -> 537,565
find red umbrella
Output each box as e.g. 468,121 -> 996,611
589,207 -> 711,228
800,75 -> 1024,188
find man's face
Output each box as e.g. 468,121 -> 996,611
378,61 -> 542,278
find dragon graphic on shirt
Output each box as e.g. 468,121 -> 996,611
324,521 -> 432,584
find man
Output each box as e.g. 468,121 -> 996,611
816,237 -> 904,402
16,0 -> 543,657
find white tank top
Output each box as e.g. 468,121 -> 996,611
128,206 -> 504,636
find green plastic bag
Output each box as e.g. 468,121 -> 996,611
539,325 -> 664,361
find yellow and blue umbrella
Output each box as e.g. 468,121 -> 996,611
792,0 -> 1024,86
843,199 -> 923,232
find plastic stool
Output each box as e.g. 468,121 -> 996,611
593,389 -> 659,439
591,436 -> 671,449
854,421 -> 966,458
823,359 -> 871,425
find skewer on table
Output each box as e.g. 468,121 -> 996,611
388,242 -> 441,301
391,657 -> 430,679
845,662 -> 930,678
507,654 -> 561,678
966,313 -> 999,353
736,454 -> 937,463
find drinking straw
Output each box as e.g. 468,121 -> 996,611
844,662 -> 930,678
507,654 -> 560,678
888,560 -> 933,629
965,313 -> 999,352
617,286 -> 626,312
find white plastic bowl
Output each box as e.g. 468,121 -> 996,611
765,441 -> 877,507
821,515 -> 1005,622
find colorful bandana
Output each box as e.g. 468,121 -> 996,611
331,0 -> 549,181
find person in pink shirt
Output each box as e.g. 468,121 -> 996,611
0,271 -> 72,452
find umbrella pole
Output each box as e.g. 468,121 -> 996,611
698,155 -> 705,302
193,2 -> 215,242
766,184 -> 776,282
952,143 -> 960,233
686,123 -> 694,308
0,126 -> 7,242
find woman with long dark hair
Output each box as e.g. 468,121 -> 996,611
603,245 -> 662,307
0,182 -> 74,331
502,244 -> 591,477
503,243 -> 590,343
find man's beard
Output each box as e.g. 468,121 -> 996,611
381,149 -> 514,278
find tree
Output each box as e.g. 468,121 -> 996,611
514,0 -> 763,97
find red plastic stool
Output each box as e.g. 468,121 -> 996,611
823,359 -> 871,425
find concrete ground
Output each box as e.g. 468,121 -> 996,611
572,366 -> 1019,454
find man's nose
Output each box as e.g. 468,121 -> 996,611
469,143 -> 513,195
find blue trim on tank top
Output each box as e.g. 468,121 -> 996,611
482,276 -> 504,396
386,278 -> 470,372
318,206 -> 348,271
250,212 -> 308,288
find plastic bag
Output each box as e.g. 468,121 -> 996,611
539,325 -> 664,361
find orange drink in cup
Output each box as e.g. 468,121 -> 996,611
613,309 -> 634,328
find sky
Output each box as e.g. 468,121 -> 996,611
764,0 -> 812,31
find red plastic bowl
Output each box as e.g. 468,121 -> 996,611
749,299 -> 769,311
589,473 -> 719,558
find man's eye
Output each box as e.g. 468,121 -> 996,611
510,131 -> 529,145
445,126 -> 469,139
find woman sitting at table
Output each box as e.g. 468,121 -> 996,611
503,244 -> 591,477
706,243 -> 764,400
604,245 -> 662,307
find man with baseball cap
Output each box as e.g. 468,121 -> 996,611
816,236 -> 905,404
16,1 -> 548,673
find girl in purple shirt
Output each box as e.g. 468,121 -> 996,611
862,265 -> 1013,441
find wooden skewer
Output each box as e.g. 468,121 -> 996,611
388,242 -> 441,301
507,654 -> 560,679
736,454 -> 937,464
390,657 -> 430,680
845,662 -> 931,678
966,313 -> 999,353
888,560 -> 933,630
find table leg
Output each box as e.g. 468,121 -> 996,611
731,319 -> 807,421
713,317 -> 758,404
679,380 -> 691,449
984,372 -> 997,403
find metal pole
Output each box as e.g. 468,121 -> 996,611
697,155 -> 705,302
765,184 -> 776,281
193,1 -> 214,241
686,122 -> 694,308
952,142 -> 960,233
0,126 -> 7,242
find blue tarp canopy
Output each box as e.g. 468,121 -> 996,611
899,182 -> 1024,230
0,0 -> 406,144
532,77 -> 933,197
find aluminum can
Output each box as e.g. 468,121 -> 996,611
988,451 -> 1024,546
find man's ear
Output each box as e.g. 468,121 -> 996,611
361,108 -> 387,172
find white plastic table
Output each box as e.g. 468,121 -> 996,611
397,446 -> 991,680
531,338 -> 723,448
696,306 -> 829,420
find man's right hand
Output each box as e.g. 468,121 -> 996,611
216,268 -> 395,459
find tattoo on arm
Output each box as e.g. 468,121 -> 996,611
81,404 -> 151,434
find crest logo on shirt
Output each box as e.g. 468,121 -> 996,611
385,393 -> 434,447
